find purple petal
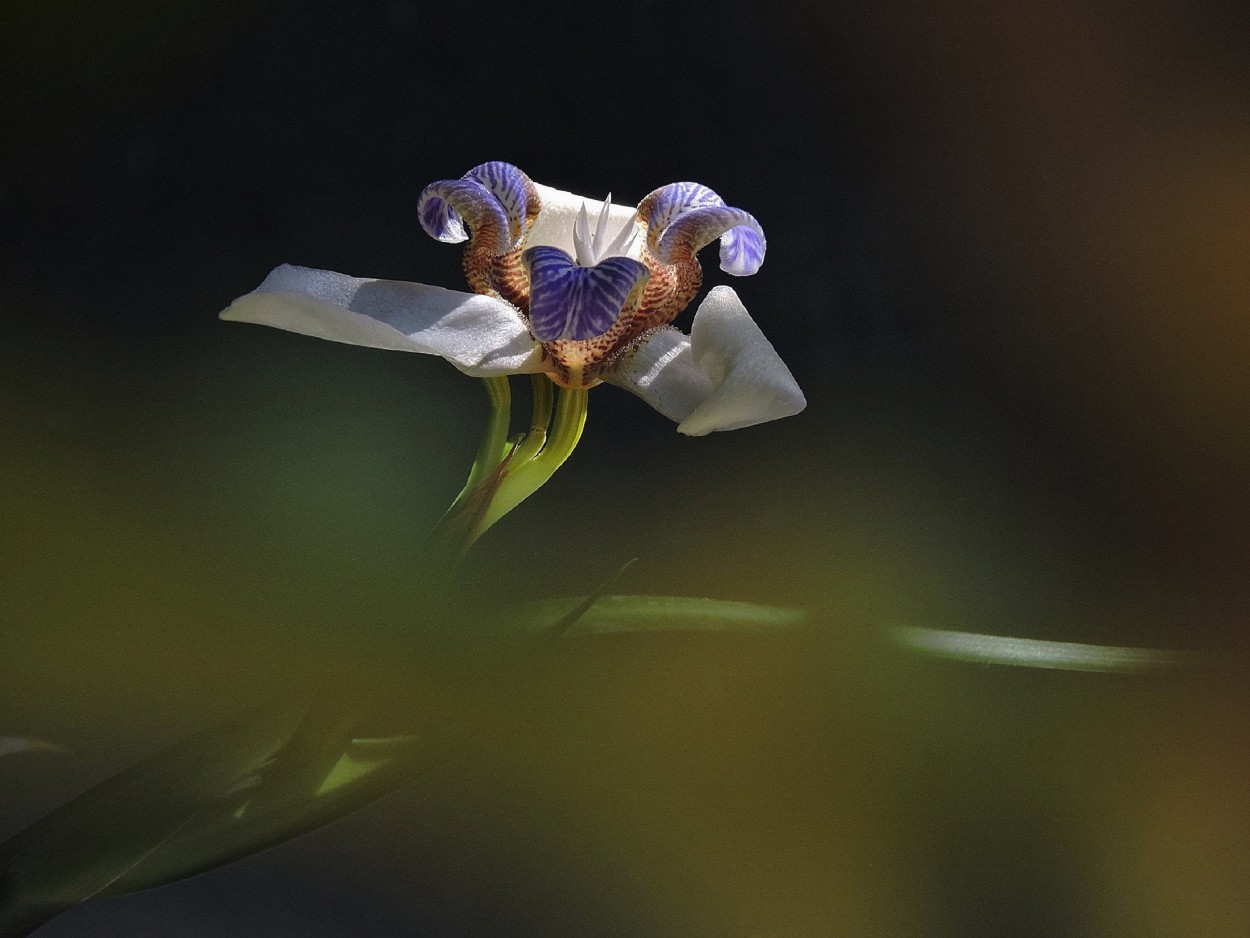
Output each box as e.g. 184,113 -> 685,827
715,215 -> 767,276
655,205 -> 767,277
417,188 -> 467,243
638,182 -> 767,276
462,161 -> 531,244
524,246 -> 650,342
639,182 -> 724,238
417,178 -> 511,254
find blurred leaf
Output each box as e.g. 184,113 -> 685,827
0,593 -> 807,934
244,697 -> 368,806
547,560 -> 637,637
315,735 -> 422,797
119,595 -> 808,898
0,738 -> 65,758
890,625 -> 1200,673
0,704 -> 439,928
100,728 -> 434,898
0,706 -> 305,937
513,595 -> 807,636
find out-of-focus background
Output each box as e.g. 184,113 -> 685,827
2,0 -> 1248,935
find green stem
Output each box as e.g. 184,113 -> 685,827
430,377 -> 513,567
509,374 -> 553,467
461,376 -> 512,493
433,378 -> 587,567
476,386 -> 588,536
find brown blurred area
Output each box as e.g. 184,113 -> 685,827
786,0 -> 1250,633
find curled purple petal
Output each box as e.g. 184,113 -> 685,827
524,246 -> 650,342
655,205 -> 767,277
639,182 -> 723,239
417,178 -> 511,254
715,214 -> 767,276
638,182 -> 766,276
418,188 -> 467,243
463,161 -> 533,245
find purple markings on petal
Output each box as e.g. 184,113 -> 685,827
418,188 -> 468,243
640,182 -> 724,241
463,161 -> 531,246
524,246 -> 650,342
655,205 -> 767,276
417,178 -> 511,254
639,182 -> 767,276
717,217 -> 767,276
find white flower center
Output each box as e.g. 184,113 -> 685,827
571,195 -> 638,266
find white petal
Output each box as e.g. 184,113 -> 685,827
607,286 -> 805,435
606,327 -> 709,424
594,194 -> 614,246
528,183 -> 642,260
573,203 -> 596,267
219,264 -> 545,377
680,286 -> 806,435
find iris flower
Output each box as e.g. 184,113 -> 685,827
220,161 -> 804,436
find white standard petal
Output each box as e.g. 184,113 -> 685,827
528,183 -> 642,260
607,286 -> 805,435
606,328 -> 709,425
219,264 -> 545,377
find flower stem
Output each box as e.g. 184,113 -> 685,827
509,375 -> 553,466
434,379 -> 587,567
475,386 -> 588,537
431,376 -> 513,566
461,375 -> 512,493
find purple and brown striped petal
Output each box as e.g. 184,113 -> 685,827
636,182 -> 766,276
418,178 -> 510,252
462,161 -> 540,245
419,162 -> 542,297
523,246 -> 650,342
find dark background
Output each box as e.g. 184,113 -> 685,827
2,0 -> 1248,935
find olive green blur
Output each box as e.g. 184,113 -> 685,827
2,0 -> 1248,935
